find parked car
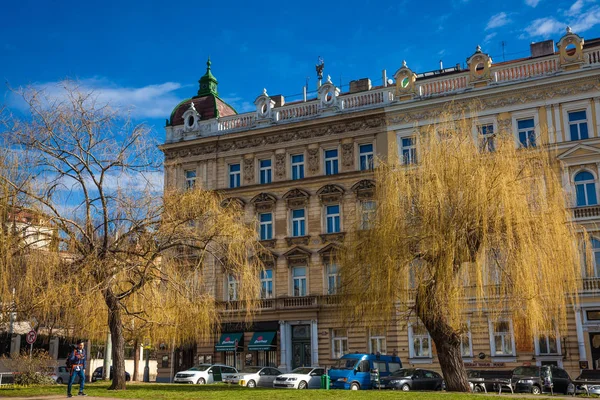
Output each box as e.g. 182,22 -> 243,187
375,368 -> 444,391
224,366 -> 282,387
573,370 -> 600,395
173,364 -> 237,384
511,365 -> 573,395
467,369 -> 513,393
91,366 -> 131,382
273,366 -> 325,389
54,366 -> 88,384
328,353 -> 403,390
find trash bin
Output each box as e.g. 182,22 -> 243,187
321,374 -> 330,389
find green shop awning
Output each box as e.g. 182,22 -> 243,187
248,331 -> 276,351
215,332 -> 243,352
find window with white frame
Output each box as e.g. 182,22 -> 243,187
490,320 -> 515,356
259,159 -> 272,184
369,329 -> 387,355
517,118 -> 536,148
568,110 -> 589,141
291,209 -> 306,237
332,329 -> 348,358
229,163 -> 241,188
292,266 -> 307,297
184,169 -> 196,190
360,200 -> 376,230
460,324 -> 473,358
324,149 -> 339,175
325,205 -> 341,234
409,324 -> 432,358
359,143 -> 374,171
291,154 -> 305,180
536,334 -> 559,355
326,262 -> 340,295
260,269 -> 273,299
401,137 -> 417,165
574,171 -> 598,207
259,212 -> 273,240
478,124 -> 495,152
590,238 -> 600,277
227,275 -> 238,301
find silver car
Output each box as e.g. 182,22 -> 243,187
54,366 -> 82,384
225,366 -> 282,387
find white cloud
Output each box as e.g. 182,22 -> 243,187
571,5 -> 600,32
525,0 -> 540,7
484,32 -> 498,44
567,0 -> 586,16
486,12 -> 511,30
221,94 -> 255,113
8,78 -> 184,119
524,17 -> 564,37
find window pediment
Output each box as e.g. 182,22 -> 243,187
352,179 -> 376,199
317,184 -> 345,204
283,246 -> 311,267
220,197 -> 246,210
251,192 -> 277,212
283,188 -> 310,208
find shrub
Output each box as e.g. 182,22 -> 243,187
0,349 -> 57,385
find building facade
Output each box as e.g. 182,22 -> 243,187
158,28 -> 600,381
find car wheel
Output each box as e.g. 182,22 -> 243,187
197,377 -> 206,385
473,385 -> 483,393
401,383 -> 411,391
531,385 -> 541,395
298,380 -> 308,389
56,377 -> 63,384
350,382 -> 360,390
247,380 -> 256,388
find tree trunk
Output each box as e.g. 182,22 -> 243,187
104,289 -> 127,390
415,288 -> 471,392
133,339 -> 139,381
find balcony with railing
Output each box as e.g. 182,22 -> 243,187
572,205 -> 600,219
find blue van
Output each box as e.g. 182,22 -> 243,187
329,353 -> 403,390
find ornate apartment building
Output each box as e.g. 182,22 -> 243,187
158,28 -> 600,381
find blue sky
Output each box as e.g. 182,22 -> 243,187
2,0 -> 600,140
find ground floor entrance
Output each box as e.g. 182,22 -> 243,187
590,332 -> 600,369
291,324 -> 311,369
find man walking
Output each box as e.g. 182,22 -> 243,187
67,341 -> 87,397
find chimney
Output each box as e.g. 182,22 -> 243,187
349,78 -> 372,93
530,40 -> 555,57
271,95 -> 285,107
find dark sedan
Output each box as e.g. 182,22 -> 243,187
512,366 -> 573,395
91,366 -> 131,382
375,368 -> 444,391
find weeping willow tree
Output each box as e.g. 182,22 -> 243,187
340,109 -> 583,391
0,82 -> 264,390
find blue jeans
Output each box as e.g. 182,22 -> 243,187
68,367 -> 85,394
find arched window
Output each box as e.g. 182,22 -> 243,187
592,238 -> 600,277
575,171 -> 598,207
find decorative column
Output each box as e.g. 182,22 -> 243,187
279,321 -> 288,372
311,320 -> 319,366
49,337 -> 59,359
574,307 -> 587,362
553,105 -> 563,142
546,105 -> 555,144
594,97 -> 600,138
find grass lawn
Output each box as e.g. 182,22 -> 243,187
0,382 -> 563,399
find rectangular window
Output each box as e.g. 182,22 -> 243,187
291,154 -> 305,180
324,149 -> 339,175
332,329 -> 348,359
229,164 -> 241,188
478,124 -> 495,152
410,325 -> 431,358
259,159 -> 272,184
326,263 -> 340,295
360,200 -> 376,230
517,118 -> 536,148
401,137 -> 417,165
537,335 -> 558,355
569,110 -> 589,141
260,269 -> 273,299
326,205 -> 341,233
359,143 -> 374,171
291,209 -> 306,237
184,169 -> 196,190
292,266 -> 307,297
461,329 -> 472,358
491,321 -> 514,356
369,329 -> 387,355
227,275 -> 238,301
259,213 -> 273,240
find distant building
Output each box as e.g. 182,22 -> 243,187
158,28 -> 600,380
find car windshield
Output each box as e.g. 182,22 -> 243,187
334,358 -> 358,370
291,367 -> 314,375
188,365 -> 211,371
241,367 -> 262,373
513,367 -> 540,377
390,369 -> 415,377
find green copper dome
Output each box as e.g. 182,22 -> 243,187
198,57 -> 218,97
